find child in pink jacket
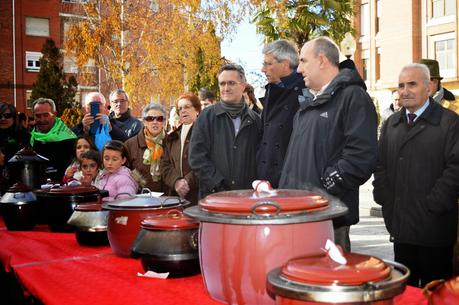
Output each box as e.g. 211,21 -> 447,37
97,140 -> 138,201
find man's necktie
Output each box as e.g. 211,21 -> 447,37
407,113 -> 417,125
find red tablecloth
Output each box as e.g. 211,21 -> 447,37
0,216 -> 428,305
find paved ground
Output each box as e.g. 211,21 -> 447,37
349,176 -> 394,261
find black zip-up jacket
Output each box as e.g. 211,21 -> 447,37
279,68 -> 378,227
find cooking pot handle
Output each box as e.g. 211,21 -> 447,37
166,209 -> 183,218
140,188 -> 153,196
423,279 -> 446,302
251,201 -> 281,216
114,193 -> 135,200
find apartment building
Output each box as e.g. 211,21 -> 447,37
0,0 -> 97,114
354,0 -> 458,108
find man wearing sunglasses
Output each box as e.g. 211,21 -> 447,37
189,63 -> 261,199
109,89 -> 142,139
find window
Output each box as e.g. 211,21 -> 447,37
25,17 -> 50,37
26,90 -> 33,108
360,3 -> 370,38
376,48 -> 381,81
25,52 -> 42,72
362,49 -> 370,82
375,0 -> 381,34
432,0 -> 456,18
435,38 -> 456,78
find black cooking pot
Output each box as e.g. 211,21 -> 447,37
67,203 -> 109,246
0,183 -> 38,230
131,210 -> 200,278
7,147 -> 48,189
35,185 -> 103,232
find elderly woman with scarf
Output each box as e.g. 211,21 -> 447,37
125,102 -> 168,192
0,101 -> 30,162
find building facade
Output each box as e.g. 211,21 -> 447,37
0,0 -> 98,114
354,0 -> 458,109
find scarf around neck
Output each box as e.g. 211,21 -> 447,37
30,117 -> 77,146
142,127 -> 165,182
220,99 -> 247,119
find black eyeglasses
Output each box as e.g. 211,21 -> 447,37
144,115 -> 164,122
0,113 -> 14,119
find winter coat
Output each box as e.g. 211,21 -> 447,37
0,125 -> 30,161
189,102 -> 261,199
160,124 -> 198,205
125,128 -> 166,192
96,166 -> 138,201
373,100 -> 459,247
434,86 -> 459,115
257,72 -> 304,188
110,109 -> 143,139
72,118 -> 128,144
279,68 -> 378,227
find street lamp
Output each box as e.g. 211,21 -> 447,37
340,32 -> 356,59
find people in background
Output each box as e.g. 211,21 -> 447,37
380,90 -> 402,131
243,84 -> 263,114
30,98 -> 76,181
97,140 -> 138,200
279,37 -> 378,252
420,58 -> 459,114
63,136 -> 97,184
189,63 -> 261,199
373,63 -> 459,287
258,39 -> 304,188
161,92 -> 200,205
0,101 -> 30,161
109,89 -> 143,139
198,87 -> 216,109
125,102 -> 167,192
72,92 -> 127,144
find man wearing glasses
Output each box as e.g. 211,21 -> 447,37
189,63 -> 261,199
258,39 -> 305,188
30,98 -> 77,181
109,89 -> 143,139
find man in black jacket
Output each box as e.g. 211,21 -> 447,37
279,37 -> 378,251
258,40 -> 304,188
373,63 -> 459,287
109,89 -> 142,139
189,63 -> 261,199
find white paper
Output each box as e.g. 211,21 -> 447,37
324,239 -> 347,265
137,270 -> 169,279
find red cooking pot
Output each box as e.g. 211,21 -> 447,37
424,276 -> 459,305
184,189 -> 348,305
102,195 -> 189,257
267,252 -> 410,305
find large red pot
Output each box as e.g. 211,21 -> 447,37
424,277 -> 459,305
267,252 -> 410,305
184,189 -> 348,305
102,195 -> 189,257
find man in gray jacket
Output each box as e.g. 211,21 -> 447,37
279,37 -> 378,251
189,63 -> 261,199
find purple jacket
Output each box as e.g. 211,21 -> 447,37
97,166 -> 138,201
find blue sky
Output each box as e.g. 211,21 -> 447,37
221,19 -> 266,87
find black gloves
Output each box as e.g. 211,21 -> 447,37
321,167 -> 345,195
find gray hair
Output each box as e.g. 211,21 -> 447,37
83,92 -> 106,107
262,39 -> 299,69
400,63 -> 431,86
109,89 -> 129,102
142,102 -> 166,118
309,37 -> 340,67
33,98 -> 56,112
218,63 -> 247,83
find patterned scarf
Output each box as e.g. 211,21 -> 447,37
30,118 -> 77,146
142,127 -> 165,182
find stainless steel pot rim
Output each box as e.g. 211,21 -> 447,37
133,252 -> 199,261
266,260 -> 410,303
184,203 -> 348,225
102,197 -> 189,211
74,226 -> 108,232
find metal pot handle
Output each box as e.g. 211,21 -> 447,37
114,193 -> 135,200
251,201 -> 281,216
140,188 -> 153,196
166,209 -> 183,219
423,279 -> 446,302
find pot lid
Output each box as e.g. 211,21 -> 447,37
141,210 -> 199,230
103,196 -> 188,210
48,185 -> 99,195
199,189 -> 329,215
8,147 -> 49,163
281,252 -> 391,286
75,203 -> 104,212
7,182 -> 33,193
